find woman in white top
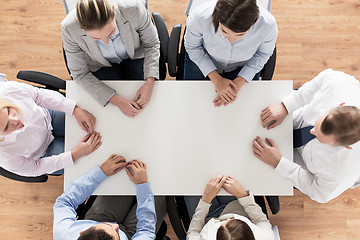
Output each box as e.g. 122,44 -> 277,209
184,0 -> 277,107
187,175 -> 274,240
0,78 -> 102,177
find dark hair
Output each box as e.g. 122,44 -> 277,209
76,0 -> 115,30
212,0 -> 259,33
78,227 -> 114,240
321,106 -> 360,146
216,219 -> 255,240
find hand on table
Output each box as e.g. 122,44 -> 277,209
109,95 -> 141,118
134,78 -> 155,109
73,105 -> 96,133
223,176 -> 248,198
213,76 -> 247,107
201,175 -> 227,204
101,154 -> 127,176
261,102 -> 288,129
252,136 -> 282,168
126,159 -> 148,184
71,132 -> 102,161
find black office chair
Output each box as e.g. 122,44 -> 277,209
0,70 -> 67,183
166,195 -> 280,240
76,195 -> 169,240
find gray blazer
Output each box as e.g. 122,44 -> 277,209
61,0 -> 160,106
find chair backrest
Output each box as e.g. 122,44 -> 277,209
62,0 -> 149,15
185,0 -> 272,16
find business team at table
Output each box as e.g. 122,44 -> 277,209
0,0 -> 359,239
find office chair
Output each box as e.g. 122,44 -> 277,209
160,0 -> 277,80
76,195 -> 169,240
166,195 -> 281,240
61,0 -> 167,80
0,70 -> 67,183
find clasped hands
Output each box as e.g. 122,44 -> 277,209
201,175 -> 248,204
210,73 -> 247,107
109,78 -> 155,118
101,155 -> 148,185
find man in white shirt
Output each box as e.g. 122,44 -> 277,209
252,69 -> 360,203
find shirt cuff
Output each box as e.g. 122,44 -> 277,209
61,151 -> 75,168
197,58 -> 217,78
238,66 -> 256,83
237,191 -> 255,205
91,166 -> 108,184
281,92 -> 299,114
275,156 -> 294,178
104,91 -> 116,107
136,182 -> 153,197
198,199 -> 212,208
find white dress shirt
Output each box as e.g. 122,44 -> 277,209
276,68 -> 360,203
96,26 -> 129,64
184,1 -> 278,81
186,192 -> 274,240
0,80 -> 76,176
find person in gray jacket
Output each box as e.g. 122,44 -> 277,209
61,0 -> 160,118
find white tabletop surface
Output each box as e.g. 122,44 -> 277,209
65,81 -> 293,196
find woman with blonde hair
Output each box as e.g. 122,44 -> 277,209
61,0 -> 160,118
0,77 -> 102,177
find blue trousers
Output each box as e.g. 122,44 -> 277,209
92,58 -> 145,80
43,109 -> 65,175
184,196 -> 237,220
183,52 -> 260,81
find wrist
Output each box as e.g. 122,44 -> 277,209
146,77 -> 155,85
72,105 -> 79,116
109,95 -> 124,105
236,190 -> 249,198
201,196 -> 212,204
71,148 -> 80,161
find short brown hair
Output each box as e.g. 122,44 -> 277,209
76,0 -> 115,30
216,219 -> 255,240
212,0 -> 259,33
78,226 -> 114,240
321,106 -> 360,146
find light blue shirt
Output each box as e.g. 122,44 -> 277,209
184,1 -> 278,82
53,166 -> 156,240
97,26 -> 129,64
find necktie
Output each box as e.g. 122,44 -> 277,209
293,126 -> 316,148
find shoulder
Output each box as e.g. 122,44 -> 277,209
187,1 -> 215,30
254,7 -> 277,32
115,0 -> 144,14
61,9 -> 80,31
316,68 -> 360,86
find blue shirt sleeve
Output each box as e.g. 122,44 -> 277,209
131,182 -> 157,240
53,166 -> 107,239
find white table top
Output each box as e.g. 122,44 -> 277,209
65,81 -> 293,196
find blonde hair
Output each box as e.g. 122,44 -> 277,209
0,98 -> 21,141
76,0 -> 115,30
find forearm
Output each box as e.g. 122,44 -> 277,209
187,199 -> 210,239
275,157 -> 335,203
132,182 -> 156,240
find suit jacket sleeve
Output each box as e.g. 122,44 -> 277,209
135,1 -> 160,80
61,24 -> 116,106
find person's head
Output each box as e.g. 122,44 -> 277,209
78,223 -> 120,240
76,0 -> 116,44
0,98 -> 23,137
310,106 -> 360,146
212,0 -> 259,43
216,219 -> 255,240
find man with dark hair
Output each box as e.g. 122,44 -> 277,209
53,154 -> 166,240
252,69 -> 360,203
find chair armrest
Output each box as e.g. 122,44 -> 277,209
166,196 -> 187,240
261,46 -> 277,81
265,195 -> 280,215
16,70 -> 66,91
0,167 -> 48,183
152,12 -> 169,61
168,24 -> 182,77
